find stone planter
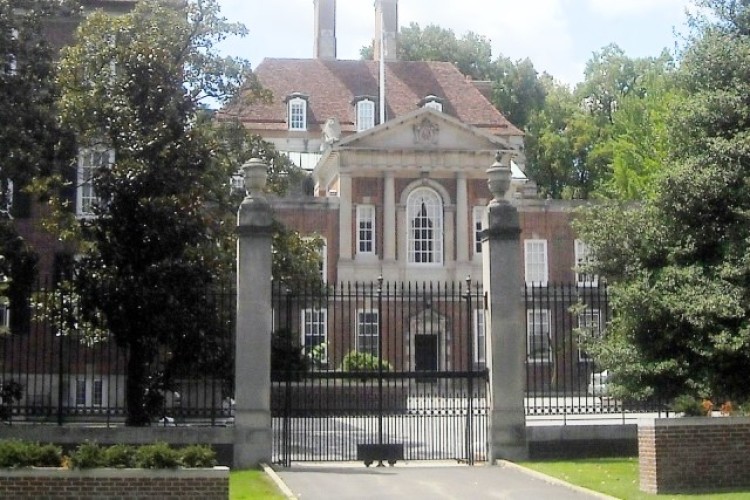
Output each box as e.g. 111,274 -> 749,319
0,466 -> 229,500
639,417 -> 750,494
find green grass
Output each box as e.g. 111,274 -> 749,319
520,458 -> 750,500
230,469 -> 286,500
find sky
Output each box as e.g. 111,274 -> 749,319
216,0 -> 695,85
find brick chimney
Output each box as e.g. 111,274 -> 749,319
374,0 -> 397,61
314,0 -> 336,60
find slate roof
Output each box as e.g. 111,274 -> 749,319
222,58 -> 522,137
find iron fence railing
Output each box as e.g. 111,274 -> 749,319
0,278 -> 235,427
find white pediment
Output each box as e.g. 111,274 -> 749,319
333,107 -> 512,153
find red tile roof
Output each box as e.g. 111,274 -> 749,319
222,58 -> 522,137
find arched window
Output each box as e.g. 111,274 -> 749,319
407,187 -> 443,264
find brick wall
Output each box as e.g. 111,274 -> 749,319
0,467 -> 229,500
639,417 -> 750,494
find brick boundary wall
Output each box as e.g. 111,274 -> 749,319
0,467 -> 229,500
639,417 -> 750,494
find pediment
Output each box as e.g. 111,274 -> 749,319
334,108 -> 511,153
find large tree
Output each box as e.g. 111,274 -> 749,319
576,0 -> 750,405
49,0 -> 249,425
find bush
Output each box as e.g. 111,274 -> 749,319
0,440 -> 63,468
103,444 -> 136,468
271,328 -> 309,381
672,395 -> 708,416
134,442 -> 180,469
340,351 -> 392,373
179,445 -> 216,468
31,443 -> 63,467
69,442 -> 106,469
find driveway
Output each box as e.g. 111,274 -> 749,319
270,461 -> 612,500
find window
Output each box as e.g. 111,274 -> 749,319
5,28 -> 18,75
287,97 -> 307,131
357,205 -> 376,255
92,380 -> 103,407
75,379 -> 86,406
74,378 -> 103,407
473,309 -> 486,366
77,148 -> 113,217
356,99 -> 376,132
575,239 -> 598,287
356,309 -> 379,356
0,301 -> 9,331
578,309 -> 601,361
301,308 -> 327,364
473,206 -> 486,256
407,187 -> 443,265
527,309 -> 551,363
524,239 -> 548,286
302,236 -> 327,281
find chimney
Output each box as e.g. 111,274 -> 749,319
374,0 -> 397,61
314,0 -> 336,59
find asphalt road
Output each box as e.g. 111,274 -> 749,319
274,461 -> 611,500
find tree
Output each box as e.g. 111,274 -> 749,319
490,57 -> 547,130
575,0 -> 750,405
47,0 -> 249,425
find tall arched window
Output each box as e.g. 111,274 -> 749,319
407,187 -> 443,264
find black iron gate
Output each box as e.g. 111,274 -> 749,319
271,279 -> 489,465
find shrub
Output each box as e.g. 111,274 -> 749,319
134,442 -> 180,469
673,395 -> 709,416
271,328 -> 309,381
31,443 -> 63,467
69,442 -> 106,469
340,351 -> 392,373
179,445 -> 216,468
103,444 -> 136,468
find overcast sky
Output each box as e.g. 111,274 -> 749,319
217,0 -> 694,85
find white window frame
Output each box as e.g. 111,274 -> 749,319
473,309 -> 486,366
524,239 -> 548,286
73,377 -> 104,407
575,239 -> 598,287
356,309 -> 379,357
75,379 -> 87,407
301,308 -> 328,363
472,206 -> 486,258
288,97 -> 307,131
577,308 -> 601,362
356,205 -> 376,255
527,309 -> 551,363
407,187 -> 444,265
356,99 -> 376,132
302,236 -> 327,281
77,147 -> 114,218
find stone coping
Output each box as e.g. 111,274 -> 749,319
638,416 -> 750,428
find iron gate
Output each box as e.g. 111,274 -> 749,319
271,279 -> 489,465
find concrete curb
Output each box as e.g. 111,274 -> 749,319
497,460 -> 618,500
260,463 -> 297,500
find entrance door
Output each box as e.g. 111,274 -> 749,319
414,334 -> 438,372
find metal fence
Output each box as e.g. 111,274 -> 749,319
0,279 -> 235,426
524,282 -> 670,418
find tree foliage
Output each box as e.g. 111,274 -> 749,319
576,0 -> 750,405
45,0 -> 249,425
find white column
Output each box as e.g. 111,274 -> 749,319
384,173 -> 396,261
339,173 -> 353,261
456,173 -> 469,263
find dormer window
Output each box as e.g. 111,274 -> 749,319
285,93 -> 309,131
420,95 -> 444,112
352,96 -> 376,132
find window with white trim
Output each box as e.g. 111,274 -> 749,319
473,206 -> 486,256
301,308 -> 328,364
302,236 -> 327,281
527,309 -> 551,363
575,239 -> 598,287
356,99 -> 375,132
356,309 -> 379,357
75,379 -> 86,406
357,205 -> 376,255
407,187 -> 443,265
92,380 -> 103,407
524,239 -> 548,286
578,309 -> 601,361
77,148 -> 114,217
473,309 -> 486,366
288,97 -> 307,131
73,377 -> 104,407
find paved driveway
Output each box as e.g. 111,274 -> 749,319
272,461 -> 611,500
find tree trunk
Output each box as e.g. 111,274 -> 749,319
125,340 -> 150,426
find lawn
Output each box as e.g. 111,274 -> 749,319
230,469 -> 286,500
520,457 -> 750,500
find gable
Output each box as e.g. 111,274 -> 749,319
334,108 -> 511,153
